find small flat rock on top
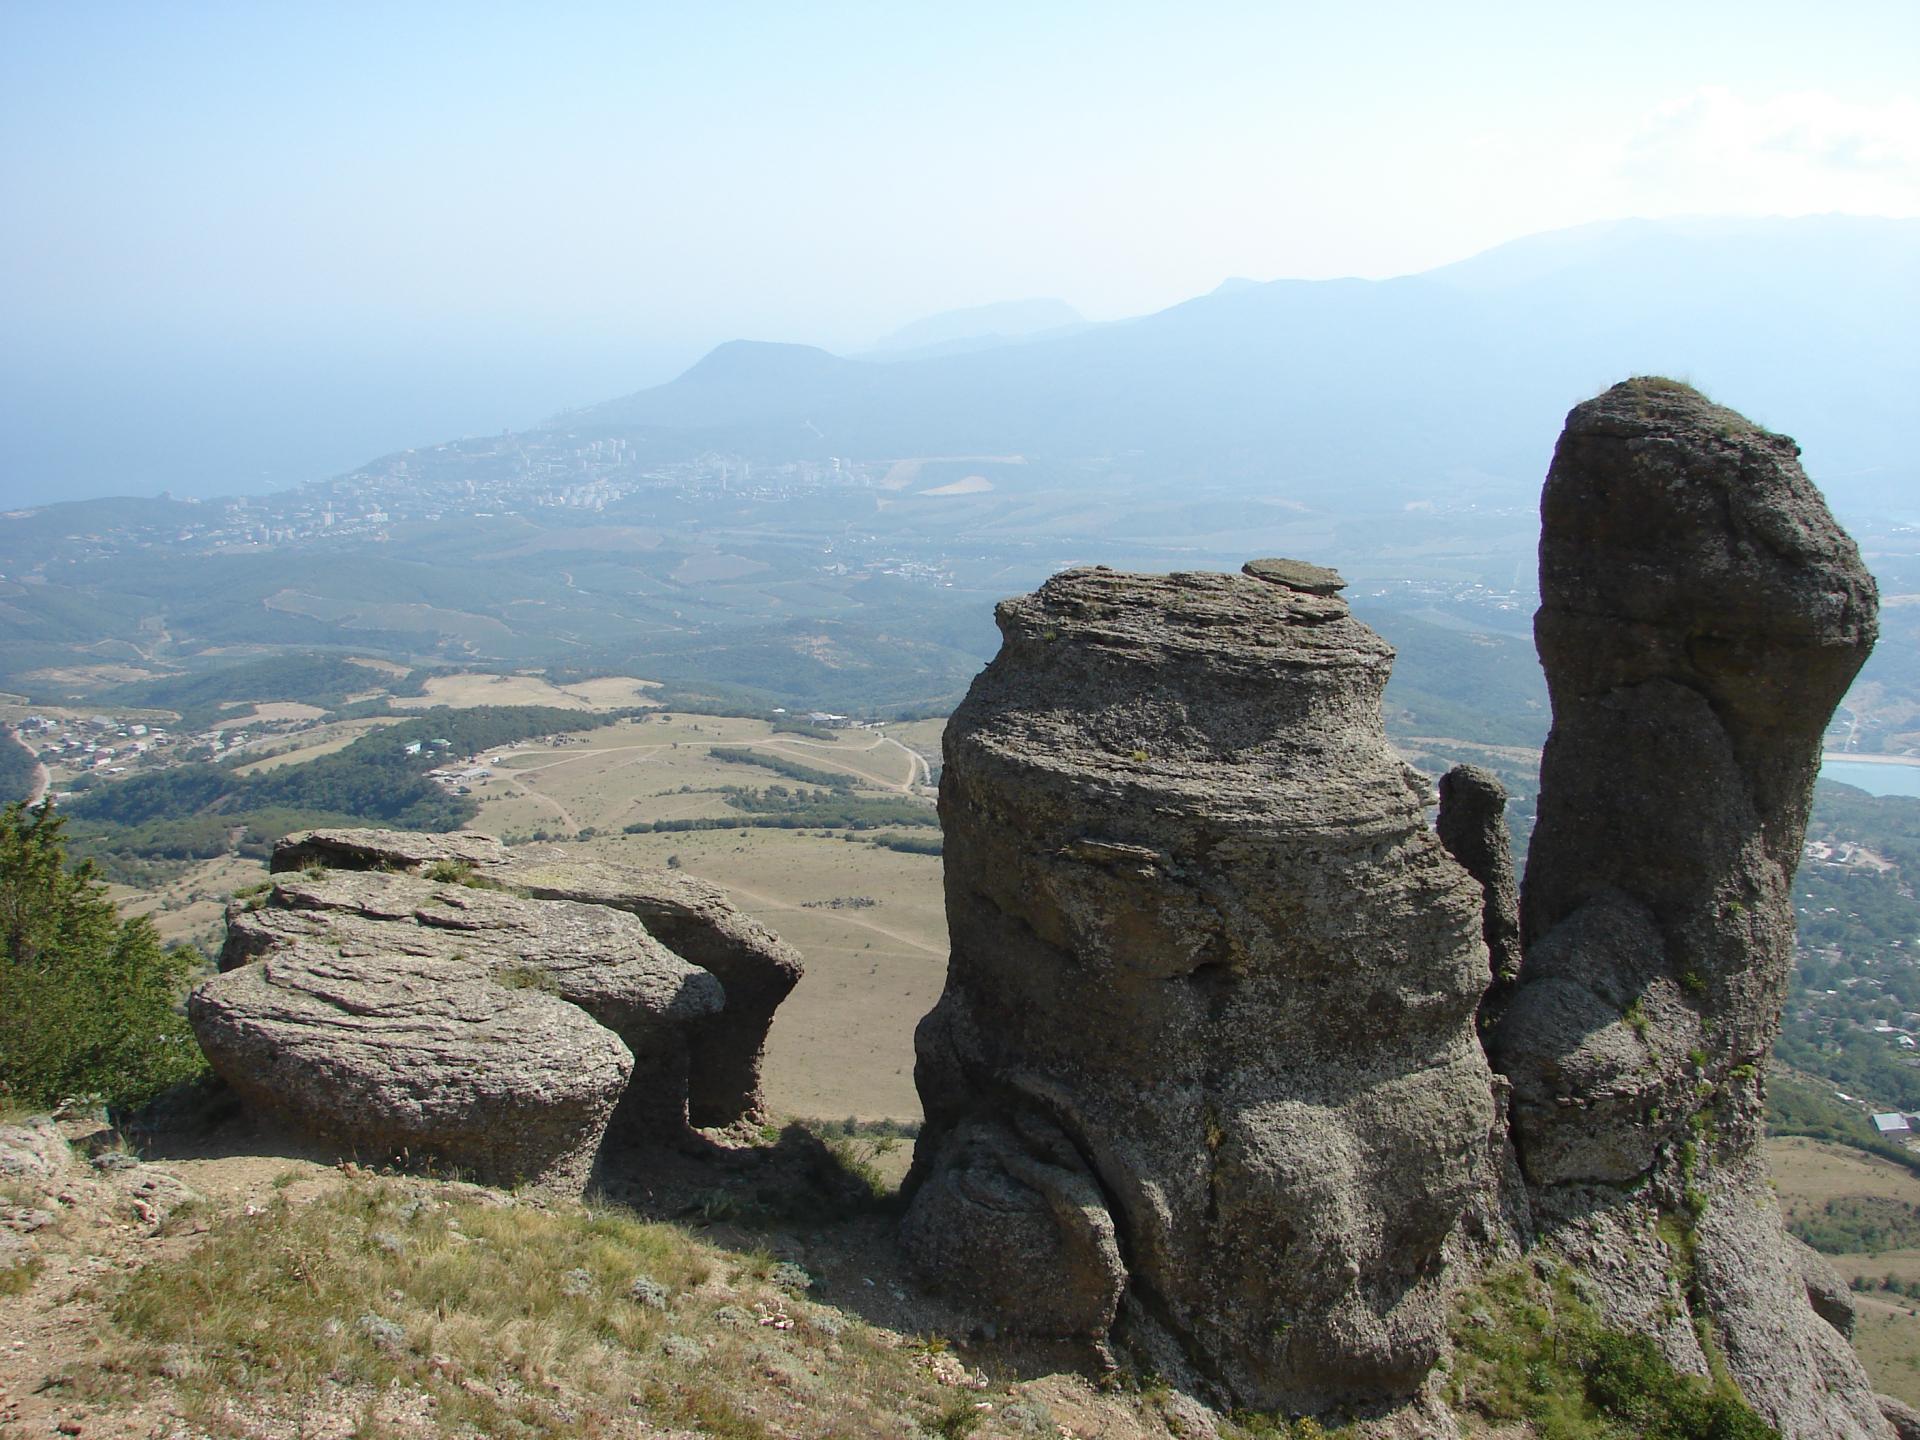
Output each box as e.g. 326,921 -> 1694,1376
272,828 -> 510,874
1242,557 -> 1346,596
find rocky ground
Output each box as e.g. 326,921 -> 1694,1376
0,1107 -> 1207,1440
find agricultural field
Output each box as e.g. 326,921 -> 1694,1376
103,711 -> 948,1124
389,671 -> 660,712
461,713 -> 945,1121
1769,1135 -> 1920,1405
227,716 -> 410,774
211,701 -> 329,728
884,716 -> 947,777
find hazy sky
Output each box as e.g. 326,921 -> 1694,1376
3,1 -> 1917,502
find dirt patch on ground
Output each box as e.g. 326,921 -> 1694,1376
211,703 -> 328,729
17,666 -> 170,688
920,475 -> 994,496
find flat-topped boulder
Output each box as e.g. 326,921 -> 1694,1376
270,827 -> 510,874
1240,555 -> 1345,595
224,868 -> 722,1053
192,939 -> 633,1192
267,830 -> 802,1126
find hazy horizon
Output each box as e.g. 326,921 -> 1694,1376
3,2 -> 1916,507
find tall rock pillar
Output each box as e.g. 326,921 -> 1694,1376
1489,378 -> 1885,1438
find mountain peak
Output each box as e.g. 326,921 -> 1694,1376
676,339 -> 854,386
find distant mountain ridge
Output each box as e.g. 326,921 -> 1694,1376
554,215 -> 1920,515
861,297 -> 1090,360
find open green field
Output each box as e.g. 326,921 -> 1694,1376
228,715 -> 410,774
463,714 -> 929,835
390,671 -> 660,711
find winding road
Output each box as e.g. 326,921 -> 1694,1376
6,726 -> 49,807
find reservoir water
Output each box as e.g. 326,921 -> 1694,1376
1820,758 -> 1920,799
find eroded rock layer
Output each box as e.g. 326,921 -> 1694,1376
192,939 -> 635,1193
903,563 -> 1497,1410
268,829 -> 802,1126
1494,379 -> 1879,1185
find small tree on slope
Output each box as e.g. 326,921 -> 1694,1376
0,800 -> 204,1109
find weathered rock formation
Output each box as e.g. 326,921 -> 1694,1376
193,938 -> 639,1192
190,832 -> 801,1191
1436,763 -> 1522,993
1485,378 -> 1885,1437
499,853 -> 803,1128
267,828 -> 801,1125
1492,378 -> 1878,1186
907,379 -> 1892,1436
902,563 -> 1499,1411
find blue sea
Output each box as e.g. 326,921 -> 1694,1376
1820,758 -> 1920,799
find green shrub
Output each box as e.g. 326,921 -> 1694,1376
1449,1261 -> 1778,1439
1579,1329 -> 1776,1439
0,801 -> 206,1109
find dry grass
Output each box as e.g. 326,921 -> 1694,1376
581,825 -> 946,1121
1768,1136 -> 1920,1405
108,852 -> 269,951
228,717 -> 410,776
1854,1300 -> 1920,1409
761,736 -> 919,789
211,702 -> 330,729
62,1175 -> 966,1440
1769,1136 -> 1920,1208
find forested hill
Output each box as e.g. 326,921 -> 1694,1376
0,727 -> 39,805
